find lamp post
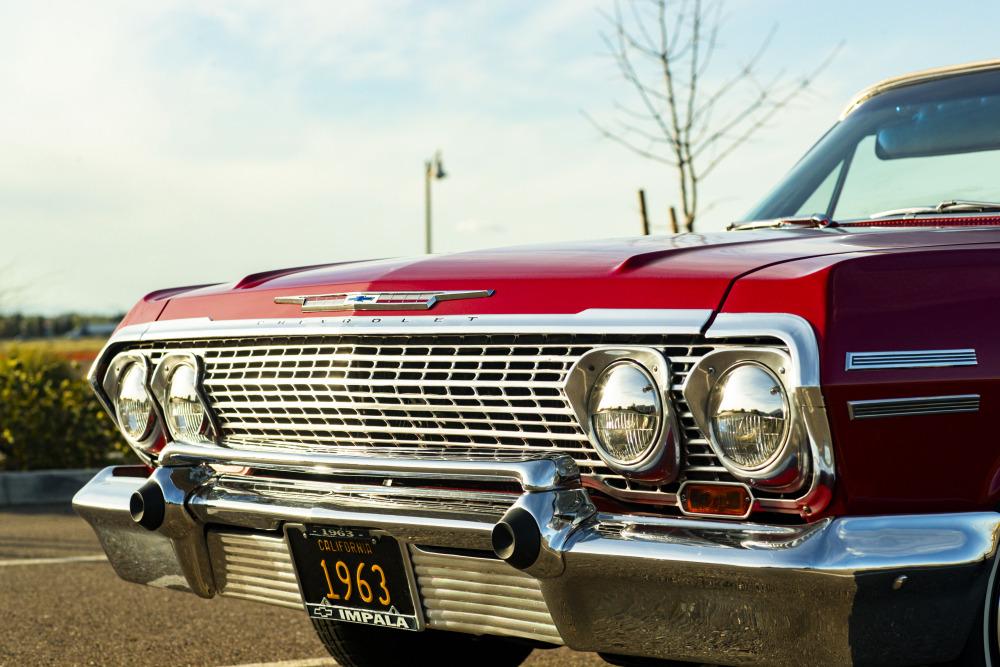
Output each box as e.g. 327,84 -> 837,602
424,151 -> 446,254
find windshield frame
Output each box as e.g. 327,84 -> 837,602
742,68 -> 1000,225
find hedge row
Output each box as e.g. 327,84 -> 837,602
0,347 -> 128,471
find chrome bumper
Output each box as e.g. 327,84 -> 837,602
74,459 -> 1000,667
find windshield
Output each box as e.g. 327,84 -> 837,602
744,68 -> 1000,223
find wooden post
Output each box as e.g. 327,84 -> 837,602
424,160 -> 433,254
668,206 -> 679,234
638,189 -> 650,236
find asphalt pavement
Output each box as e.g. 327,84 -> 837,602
0,505 -> 607,667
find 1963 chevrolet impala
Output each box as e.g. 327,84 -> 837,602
75,60 -> 1000,666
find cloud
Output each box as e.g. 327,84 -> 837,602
3,0 -> 998,313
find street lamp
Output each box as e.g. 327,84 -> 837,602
424,151 -> 446,254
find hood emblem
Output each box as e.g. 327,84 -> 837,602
275,290 -> 494,312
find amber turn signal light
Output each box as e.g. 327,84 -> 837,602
679,482 -> 753,518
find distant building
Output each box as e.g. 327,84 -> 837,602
66,322 -> 118,339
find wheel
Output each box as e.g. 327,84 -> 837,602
955,555 -> 1000,666
311,620 -> 535,667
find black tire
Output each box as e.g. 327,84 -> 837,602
311,619 -> 534,667
955,555 -> 1000,666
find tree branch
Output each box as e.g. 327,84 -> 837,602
587,0 -> 842,230
582,111 -> 678,165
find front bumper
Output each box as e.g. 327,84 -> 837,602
75,456 -> 1000,667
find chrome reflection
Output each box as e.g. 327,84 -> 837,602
707,362 -> 789,469
588,361 -> 662,464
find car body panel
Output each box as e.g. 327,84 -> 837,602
112,228 -> 1000,519
725,244 -> 1000,516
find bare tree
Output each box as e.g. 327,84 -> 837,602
587,0 -> 840,232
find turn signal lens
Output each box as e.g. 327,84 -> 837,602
680,483 -> 753,518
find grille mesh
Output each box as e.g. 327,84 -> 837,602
133,333 -> 784,500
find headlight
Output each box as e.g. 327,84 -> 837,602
102,352 -> 161,454
564,347 -> 679,483
588,361 -> 662,464
684,348 -> 807,493
115,362 -> 157,443
151,354 -> 217,445
165,364 -> 214,443
707,362 -> 789,469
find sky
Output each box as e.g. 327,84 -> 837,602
3,0 -> 1000,314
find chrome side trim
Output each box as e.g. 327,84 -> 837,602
846,348 -> 978,370
703,313 -> 834,516
160,442 -> 579,492
848,394 -> 981,420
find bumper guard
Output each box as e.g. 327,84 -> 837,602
74,451 -> 1000,667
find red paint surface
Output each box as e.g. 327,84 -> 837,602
726,243 -> 1000,517
115,225 -> 1000,518
148,229 -> 1000,322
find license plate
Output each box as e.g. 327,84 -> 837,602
285,525 -> 422,631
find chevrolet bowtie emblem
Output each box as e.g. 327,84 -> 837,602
274,289 -> 494,312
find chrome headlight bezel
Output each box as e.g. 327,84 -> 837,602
150,353 -> 219,445
684,347 -> 808,492
101,351 -> 162,453
565,347 -> 680,483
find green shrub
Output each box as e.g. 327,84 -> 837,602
0,347 -> 128,470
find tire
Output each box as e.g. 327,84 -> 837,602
955,554 -> 1000,666
311,619 -> 534,667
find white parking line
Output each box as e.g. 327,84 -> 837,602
217,659 -> 335,667
0,554 -> 107,567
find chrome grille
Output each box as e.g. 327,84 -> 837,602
134,333 -> 785,499
410,546 -> 562,645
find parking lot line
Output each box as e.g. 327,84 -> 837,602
0,554 -> 106,567
217,659 -> 335,667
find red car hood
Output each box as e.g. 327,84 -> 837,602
144,228 -> 999,324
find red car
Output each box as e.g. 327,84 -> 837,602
76,60 -> 1000,666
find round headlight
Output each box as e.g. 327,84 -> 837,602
708,363 -> 789,470
165,363 -> 215,444
588,360 -> 662,465
114,362 -> 156,443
